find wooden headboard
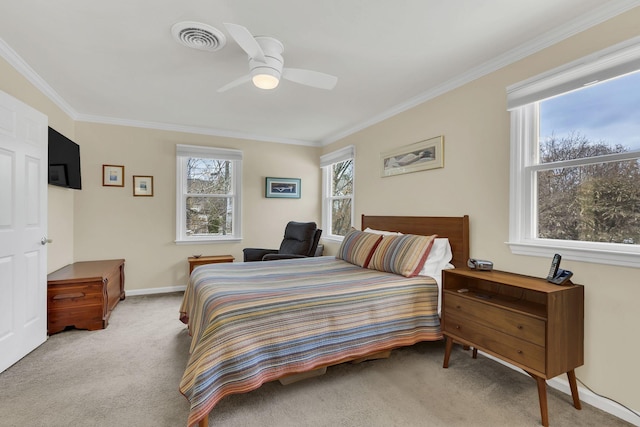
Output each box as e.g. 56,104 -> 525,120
361,215 -> 470,269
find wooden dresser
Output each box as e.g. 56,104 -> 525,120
47,259 -> 125,334
441,268 -> 584,427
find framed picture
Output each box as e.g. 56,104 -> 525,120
265,177 -> 301,199
103,164 -> 124,187
133,175 -> 154,197
380,135 -> 444,177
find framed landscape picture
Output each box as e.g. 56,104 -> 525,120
133,175 -> 154,197
103,164 -> 124,187
380,135 -> 444,177
265,177 -> 301,198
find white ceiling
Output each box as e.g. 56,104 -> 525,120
0,1 -> 636,146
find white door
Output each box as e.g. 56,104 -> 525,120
0,90 -> 48,373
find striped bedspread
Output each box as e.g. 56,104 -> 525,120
179,256 -> 442,426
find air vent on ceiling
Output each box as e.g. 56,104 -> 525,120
171,21 -> 226,52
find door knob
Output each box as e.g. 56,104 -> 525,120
40,237 -> 52,245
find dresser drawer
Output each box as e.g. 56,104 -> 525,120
445,311 -> 545,373
444,293 -> 545,346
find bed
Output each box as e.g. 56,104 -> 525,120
179,215 -> 469,427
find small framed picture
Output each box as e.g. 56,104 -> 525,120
133,175 -> 154,197
103,165 -> 124,187
265,177 -> 301,199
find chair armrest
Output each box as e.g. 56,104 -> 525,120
262,253 -> 308,261
243,248 -> 278,262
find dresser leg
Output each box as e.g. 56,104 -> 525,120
533,375 -> 549,427
443,336 -> 453,368
567,370 -> 582,410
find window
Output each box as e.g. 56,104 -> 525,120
507,37 -> 640,267
321,146 -> 355,239
176,144 -> 242,243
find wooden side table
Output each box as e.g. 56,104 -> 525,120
188,255 -> 235,274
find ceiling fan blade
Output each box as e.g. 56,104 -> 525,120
223,23 -> 266,62
282,68 -> 338,90
217,74 -> 252,93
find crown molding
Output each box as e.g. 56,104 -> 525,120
0,38 -> 79,120
74,113 -> 319,146
2,1 -> 638,147
320,0 -> 640,146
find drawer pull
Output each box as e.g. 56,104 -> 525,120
517,325 -> 523,330
53,292 -> 85,300
456,305 -> 461,309
517,350 -> 523,354
455,325 -> 461,329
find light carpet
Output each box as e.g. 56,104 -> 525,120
0,292 -> 632,427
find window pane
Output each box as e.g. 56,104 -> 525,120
331,198 -> 352,236
539,71 -> 640,162
187,158 -> 232,194
332,159 -> 353,196
537,159 -> 640,243
186,196 -> 233,236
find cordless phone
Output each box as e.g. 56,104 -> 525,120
547,254 -> 561,281
546,253 -> 573,285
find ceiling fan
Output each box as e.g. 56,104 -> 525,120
218,23 -> 338,92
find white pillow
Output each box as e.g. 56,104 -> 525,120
419,238 -> 453,316
363,227 -> 403,236
419,238 -> 453,278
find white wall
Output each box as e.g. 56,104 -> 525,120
72,122 -> 321,291
322,7 -> 640,417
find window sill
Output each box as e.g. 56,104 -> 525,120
322,235 -> 345,244
507,239 -> 640,269
175,237 -> 241,245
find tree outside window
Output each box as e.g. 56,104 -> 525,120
185,158 -> 233,236
330,159 -> 353,236
508,41 -> 640,266
537,71 -> 640,246
321,146 -> 355,239
176,145 -> 242,243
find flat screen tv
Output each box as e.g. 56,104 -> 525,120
48,127 -> 82,190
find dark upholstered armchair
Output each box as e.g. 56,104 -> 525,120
243,221 -> 323,262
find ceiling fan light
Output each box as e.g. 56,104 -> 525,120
252,73 -> 280,90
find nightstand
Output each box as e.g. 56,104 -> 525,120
441,268 -> 584,427
188,255 -> 235,274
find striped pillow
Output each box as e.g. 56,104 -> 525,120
336,229 -> 383,268
368,234 -> 437,277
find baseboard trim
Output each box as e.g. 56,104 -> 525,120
125,285 -> 186,297
478,351 -> 640,426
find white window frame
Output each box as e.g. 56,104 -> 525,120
175,144 -> 242,244
507,36 -> 640,268
321,145 -> 355,241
